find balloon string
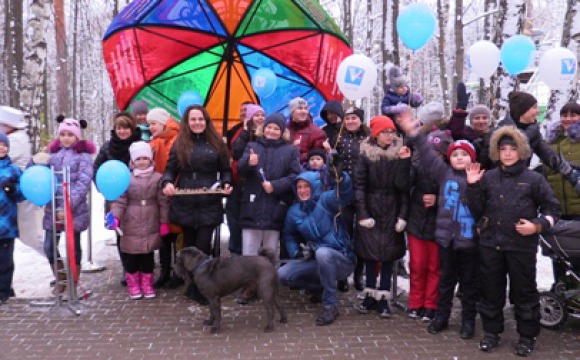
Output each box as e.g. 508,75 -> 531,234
408,51 -> 415,106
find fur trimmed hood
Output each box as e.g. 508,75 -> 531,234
359,136 -> 403,162
48,139 -> 96,154
489,126 -> 531,162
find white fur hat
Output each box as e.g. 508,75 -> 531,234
146,107 -> 170,125
0,106 -> 27,129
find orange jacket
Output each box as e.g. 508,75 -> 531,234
149,117 -> 180,174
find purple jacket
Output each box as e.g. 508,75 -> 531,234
43,139 -> 96,232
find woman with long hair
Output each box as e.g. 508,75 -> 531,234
162,105 -> 232,255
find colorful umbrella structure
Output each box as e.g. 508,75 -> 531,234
102,0 -> 352,133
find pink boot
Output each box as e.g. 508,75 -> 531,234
140,272 -> 156,299
125,272 -> 142,300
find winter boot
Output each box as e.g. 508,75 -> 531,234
358,288 -> 377,314
140,272 -> 156,299
52,260 -> 67,294
375,290 -> 392,318
479,332 -> 500,352
125,272 -> 142,300
515,336 -> 535,357
154,243 -> 172,288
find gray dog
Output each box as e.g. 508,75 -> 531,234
174,246 -> 287,333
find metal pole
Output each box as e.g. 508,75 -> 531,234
82,184 -> 106,272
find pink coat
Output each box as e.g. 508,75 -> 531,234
111,171 -> 169,254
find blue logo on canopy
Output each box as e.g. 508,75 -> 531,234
562,58 -> 576,75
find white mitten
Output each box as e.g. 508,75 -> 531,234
358,218 -> 376,229
395,218 -> 407,233
32,152 -> 50,165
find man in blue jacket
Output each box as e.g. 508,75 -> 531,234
278,170 -> 355,326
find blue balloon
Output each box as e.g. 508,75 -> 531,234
96,160 -> 131,201
20,165 -> 52,206
177,90 -> 203,118
396,3 -> 436,51
251,68 -> 277,99
500,35 -> 535,75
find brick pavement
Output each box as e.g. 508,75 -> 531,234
2,248 -> 580,359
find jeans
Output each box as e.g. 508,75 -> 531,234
44,230 -> 82,265
278,247 -> 355,307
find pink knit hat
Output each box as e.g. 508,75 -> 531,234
58,117 -> 82,139
129,141 -> 153,162
244,104 -> 265,124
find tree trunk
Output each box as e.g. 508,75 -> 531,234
479,0 -> 496,105
381,0 -> 396,89
490,0 -> 526,119
452,0 -> 465,110
72,0 -> 79,117
342,0 -> 352,45
54,0 -> 70,115
436,0 -> 450,110
5,0 -> 23,107
545,0 -> 580,123
20,0 -> 50,152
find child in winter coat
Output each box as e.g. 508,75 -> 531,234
0,132 -> 25,303
43,116 -> 96,294
110,141 -> 170,300
146,107 -> 181,289
381,66 -> 423,119
237,113 -> 300,257
466,126 -> 561,356
398,108 -> 479,340
355,115 -> 411,318
406,129 -> 451,322
302,148 -> 333,191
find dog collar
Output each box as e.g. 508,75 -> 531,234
192,257 -> 212,275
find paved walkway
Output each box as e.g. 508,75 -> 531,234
2,240 -> 580,359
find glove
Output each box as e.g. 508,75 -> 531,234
411,92 -> 424,105
299,243 -> 315,260
105,211 -> 119,230
456,81 -> 470,110
389,103 -> 409,114
2,183 -> 15,195
395,218 -> 407,233
160,223 -> 170,237
32,152 -> 50,165
358,218 -> 376,229
568,169 -> 580,195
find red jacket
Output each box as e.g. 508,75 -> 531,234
288,118 -> 327,164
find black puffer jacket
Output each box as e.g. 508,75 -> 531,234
331,125 -> 370,177
467,160 -> 561,253
93,128 -> 143,174
237,137 -> 300,230
354,137 -> 410,262
406,157 -> 439,241
162,133 -> 232,228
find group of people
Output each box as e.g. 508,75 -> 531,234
0,64 -> 579,358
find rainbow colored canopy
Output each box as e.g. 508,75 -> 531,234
102,0 -> 352,134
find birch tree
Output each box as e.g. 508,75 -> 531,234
20,0 -> 50,151
491,0 -> 527,118
544,0 -> 580,123
436,0 -> 450,109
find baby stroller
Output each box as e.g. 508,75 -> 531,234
539,220 -> 580,329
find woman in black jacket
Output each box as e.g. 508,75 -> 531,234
93,112 -> 142,285
162,105 -> 232,255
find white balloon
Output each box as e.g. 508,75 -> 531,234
336,54 -> 378,100
538,47 -> 577,90
468,40 -> 500,78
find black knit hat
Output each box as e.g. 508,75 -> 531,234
307,148 -> 327,164
344,106 -> 364,120
508,91 -> 537,121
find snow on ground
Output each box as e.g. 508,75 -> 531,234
12,185 -> 556,299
